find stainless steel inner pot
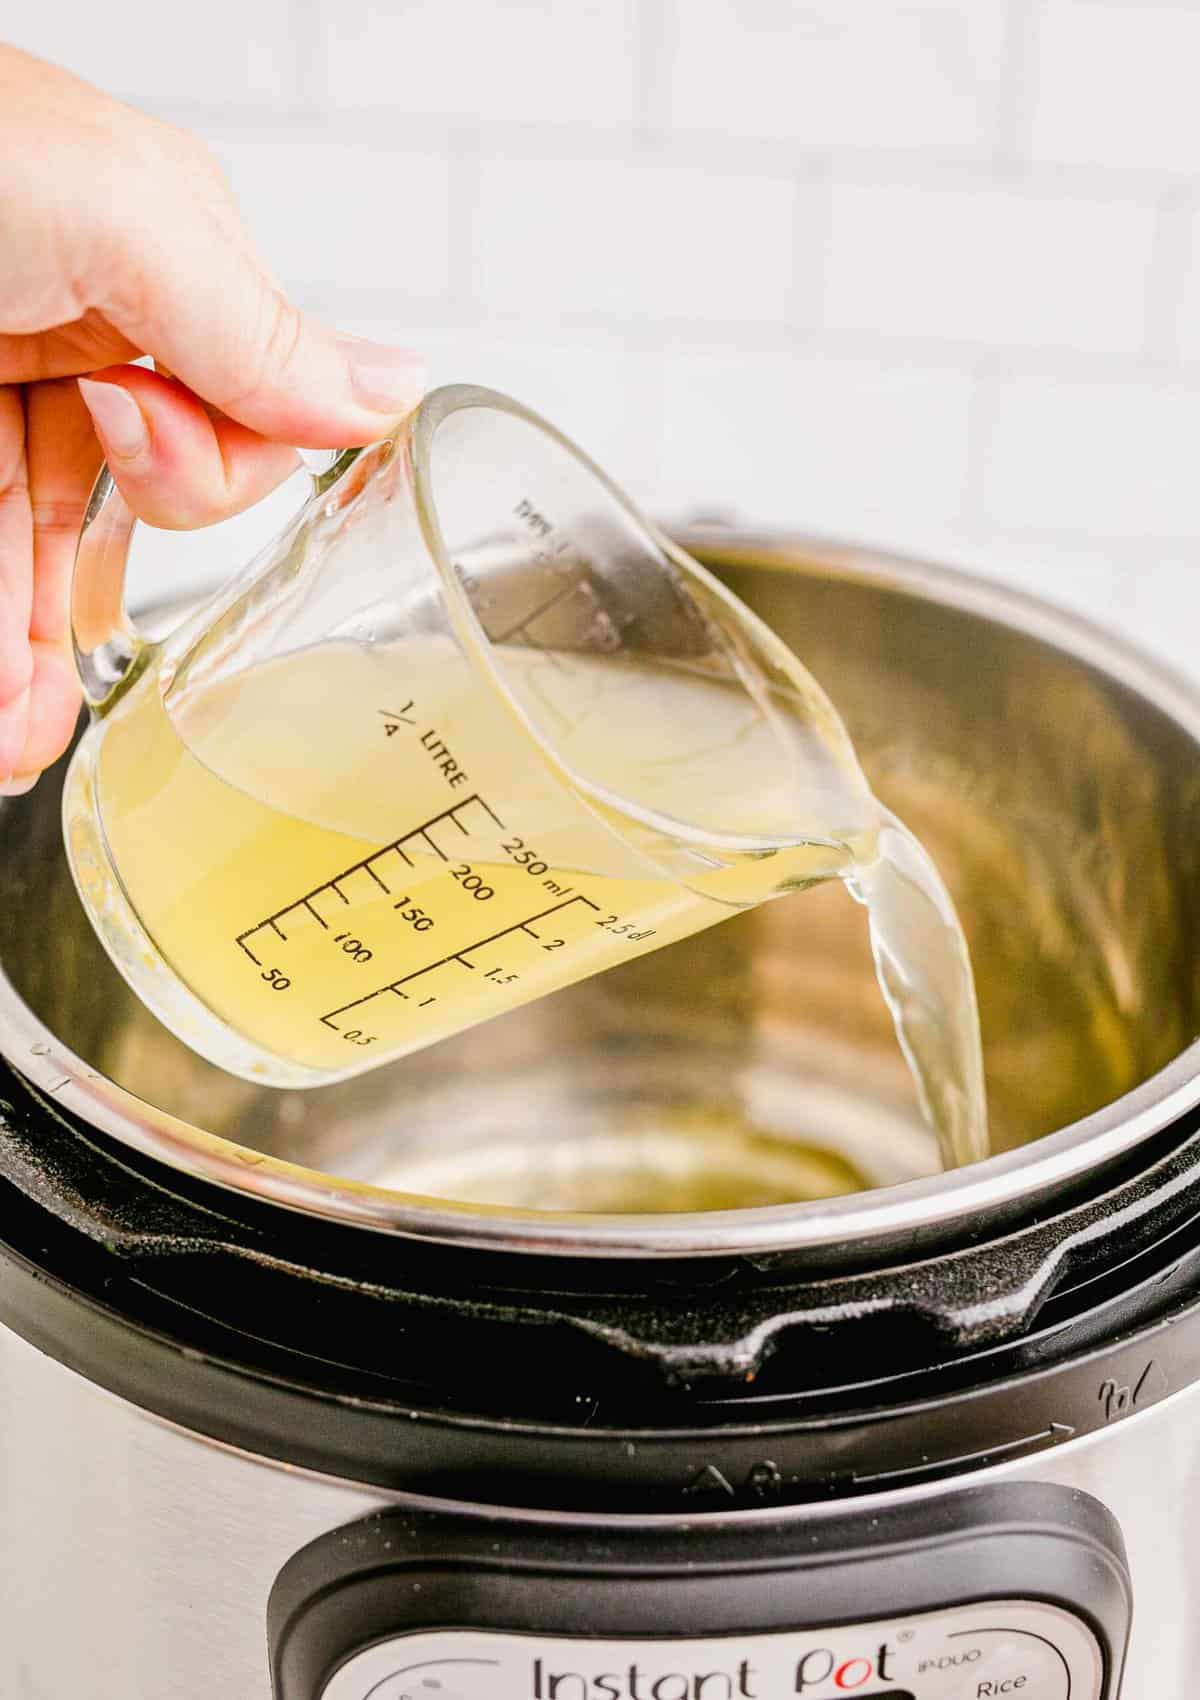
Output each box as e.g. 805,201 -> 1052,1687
2,532 -> 1199,1259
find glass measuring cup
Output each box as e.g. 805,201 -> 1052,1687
63,384 -> 881,1090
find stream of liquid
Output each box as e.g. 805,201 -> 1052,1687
82,633 -> 988,1167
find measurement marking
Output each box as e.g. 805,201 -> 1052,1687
379,705 -> 415,725
418,997 -> 436,1007
235,795 -> 505,958
416,829 -> 449,861
519,923 -> 542,940
320,892 -> 599,1029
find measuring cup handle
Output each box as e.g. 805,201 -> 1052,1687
71,463 -> 144,714
71,448 -> 365,716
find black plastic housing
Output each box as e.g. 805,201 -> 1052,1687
268,1487 -> 1132,1700
1,1060 -> 1200,1513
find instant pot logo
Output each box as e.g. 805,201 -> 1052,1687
530,1640 -> 897,1697
793,1641 -> 897,1692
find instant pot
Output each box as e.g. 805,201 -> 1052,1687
2,534 -> 1199,1699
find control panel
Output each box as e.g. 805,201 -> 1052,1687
269,1485 -> 1130,1700
318,1601 -> 1102,1699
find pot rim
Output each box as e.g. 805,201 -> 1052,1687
3,528 -> 1198,1260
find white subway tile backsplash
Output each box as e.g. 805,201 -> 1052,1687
975,374 -> 1200,539
126,471 -> 314,608
1029,1 -> 1200,174
662,0 -> 1010,156
323,0 -> 640,129
208,133 -> 454,302
16,0 -> 1200,664
3,2 -> 295,105
322,314 -> 635,483
826,181 -> 1156,354
1122,557 -> 1200,683
926,529 -> 1126,628
731,514 -> 1128,631
646,347 -> 972,530
1143,195 -> 1196,366
1169,206 -> 1200,365
477,155 -> 803,325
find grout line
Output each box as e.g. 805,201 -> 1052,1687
962,525 -> 1126,565
448,138 -> 483,311
942,518 -> 1200,555
656,501 -> 1200,564
1108,547 -> 1149,632
266,286 -> 1200,385
288,0 -> 329,116
124,94 -> 1199,200
304,293 -> 472,337
622,330 -> 660,493
1142,186 -> 1196,370
993,0 -> 1042,164
793,165 -> 833,332
1079,0 -> 1200,6
960,357 -> 997,527
634,0 -> 670,152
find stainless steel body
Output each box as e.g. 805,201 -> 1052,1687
0,1327 -> 1192,1700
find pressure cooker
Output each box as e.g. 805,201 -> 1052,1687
1,532 -> 1198,1699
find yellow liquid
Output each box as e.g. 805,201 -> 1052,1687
76,636 -> 987,1168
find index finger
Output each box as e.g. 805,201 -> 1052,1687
95,187 -> 425,448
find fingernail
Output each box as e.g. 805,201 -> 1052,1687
0,773 -> 38,798
78,377 -> 150,462
337,337 -> 427,416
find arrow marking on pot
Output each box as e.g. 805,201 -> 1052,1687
682,1463 -> 736,1498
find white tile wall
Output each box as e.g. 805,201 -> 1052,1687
322,1 -> 641,129
1122,553 -> 1200,681
1172,206 -> 1200,365
661,0 -> 1012,156
6,0 -> 1200,666
647,347 -> 973,531
7,0 -> 295,105
1028,2 -> 1200,176
476,154 -> 800,325
206,132 -> 455,304
334,314 -> 636,483
824,180 -> 1156,354
975,374 -> 1200,539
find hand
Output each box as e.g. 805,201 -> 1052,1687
0,44 -> 425,794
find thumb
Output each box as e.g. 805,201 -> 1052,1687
100,215 -> 425,449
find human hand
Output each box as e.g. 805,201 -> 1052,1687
0,44 -> 425,794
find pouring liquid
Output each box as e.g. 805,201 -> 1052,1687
80,634 -> 988,1169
